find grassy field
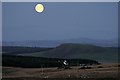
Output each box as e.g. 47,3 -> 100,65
2,63 -> 119,79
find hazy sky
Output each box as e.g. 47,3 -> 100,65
3,2 -> 118,41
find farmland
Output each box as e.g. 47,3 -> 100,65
2,63 -> 119,79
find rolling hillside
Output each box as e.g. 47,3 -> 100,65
20,43 -> 118,63
3,38 -> 118,47
2,46 -> 53,55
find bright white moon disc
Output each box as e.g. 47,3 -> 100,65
35,4 -> 44,13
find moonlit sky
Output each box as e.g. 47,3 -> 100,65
2,2 -> 118,41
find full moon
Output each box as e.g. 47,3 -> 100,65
35,4 -> 44,13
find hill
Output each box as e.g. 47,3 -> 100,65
2,38 -> 118,47
20,43 -> 118,63
2,46 -> 53,55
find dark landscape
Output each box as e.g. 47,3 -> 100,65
2,43 -> 119,79
2,2 -> 119,80
2,43 -> 118,63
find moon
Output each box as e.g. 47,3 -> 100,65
35,4 -> 44,13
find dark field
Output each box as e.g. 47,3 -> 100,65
2,63 -> 119,79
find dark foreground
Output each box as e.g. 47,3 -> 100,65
2,78 -> 119,80
2,63 -> 119,80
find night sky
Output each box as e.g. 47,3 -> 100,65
2,2 -> 118,41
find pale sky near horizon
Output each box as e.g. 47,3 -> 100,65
2,2 -> 118,41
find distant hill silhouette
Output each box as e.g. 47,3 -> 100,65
28,43 -> 116,57
2,43 -> 118,63
2,46 -> 53,55
17,43 -> 118,63
2,38 -> 118,47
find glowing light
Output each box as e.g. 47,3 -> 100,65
35,4 -> 44,13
